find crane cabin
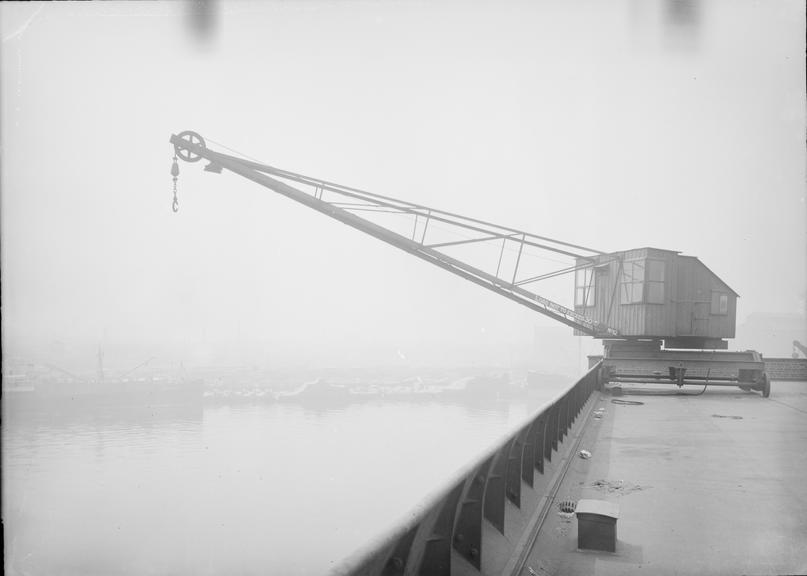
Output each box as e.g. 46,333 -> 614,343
573,248 -> 738,349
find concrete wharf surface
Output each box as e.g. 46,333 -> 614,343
520,381 -> 807,576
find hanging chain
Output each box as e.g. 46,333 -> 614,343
171,154 -> 180,213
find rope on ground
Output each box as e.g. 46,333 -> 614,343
610,399 -> 645,405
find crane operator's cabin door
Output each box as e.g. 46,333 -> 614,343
676,301 -> 709,336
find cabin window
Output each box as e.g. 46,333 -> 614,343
646,260 -> 665,304
620,261 -> 644,304
620,259 -> 665,304
575,267 -> 595,307
711,292 -> 729,315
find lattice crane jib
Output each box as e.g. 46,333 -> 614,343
169,131 -> 619,338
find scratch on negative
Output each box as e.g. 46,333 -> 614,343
2,4 -> 45,44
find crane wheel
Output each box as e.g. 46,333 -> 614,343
175,131 -> 206,162
761,374 -> 771,398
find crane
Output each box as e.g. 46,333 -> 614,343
169,131 -> 618,338
169,130 -> 770,396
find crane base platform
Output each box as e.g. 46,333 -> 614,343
597,341 -> 769,396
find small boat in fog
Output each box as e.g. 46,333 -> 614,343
2,376 -> 203,408
2,354 -> 202,408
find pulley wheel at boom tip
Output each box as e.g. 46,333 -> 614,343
174,131 -> 206,162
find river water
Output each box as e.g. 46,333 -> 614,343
2,375 -> 573,575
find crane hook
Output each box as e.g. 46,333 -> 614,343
171,155 -> 180,213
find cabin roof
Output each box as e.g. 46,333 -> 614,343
585,248 -> 740,298
636,246 -> 680,255
677,255 -> 740,297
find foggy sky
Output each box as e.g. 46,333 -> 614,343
1,0 -> 804,371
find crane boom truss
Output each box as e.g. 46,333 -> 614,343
169,132 -> 619,337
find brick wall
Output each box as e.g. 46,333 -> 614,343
764,358 -> 807,381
